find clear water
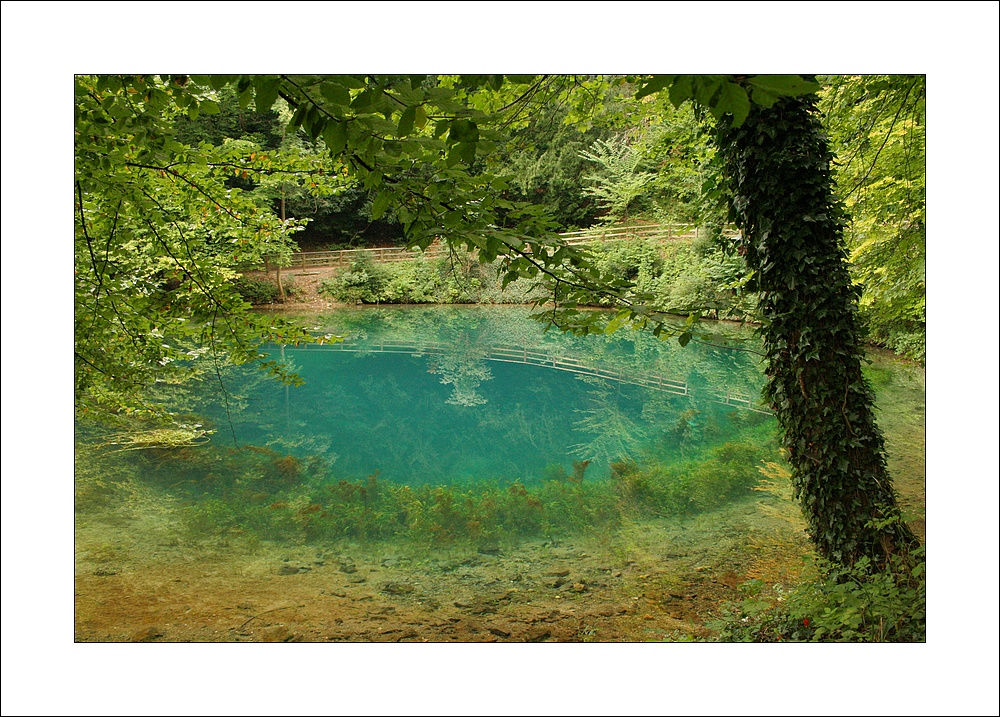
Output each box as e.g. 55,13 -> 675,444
189,306 -> 771,486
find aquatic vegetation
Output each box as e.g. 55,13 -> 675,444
608,440 -> 769,516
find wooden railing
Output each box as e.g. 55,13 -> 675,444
258,223 -> 739,272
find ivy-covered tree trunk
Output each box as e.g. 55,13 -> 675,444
716,93 -> 919,567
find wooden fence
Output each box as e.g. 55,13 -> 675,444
260,222 -> 738,272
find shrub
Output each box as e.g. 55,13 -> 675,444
589,239 -> 663,304
232,276 -> 280,304
707,545 -> 926,642
319,253 -> 388,303
319,253 -> 545,305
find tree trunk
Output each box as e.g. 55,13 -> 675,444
716,94 -> 919,567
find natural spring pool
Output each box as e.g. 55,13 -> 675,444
192,306 -> 774,487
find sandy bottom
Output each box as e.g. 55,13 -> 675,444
75,492 -> 812,643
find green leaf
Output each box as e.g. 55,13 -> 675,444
254,77 -> 281,113
449,119 -> 479,144
397,106 -> 416,136
446,144 -> 463,168
208,75 -> 235,91
333,75 -> 366,89
747,75 -> 820,98
750,87 -> 780,108
322,120 -> 348,154
457,141 -> 477,165
668,75 -> 694,108
370,189 -> 392,220
320,81 -> 352,107
635,75 -> 674,100
350,89 -> 374,109
414,104 -> 428,129
604,309 -> 632,334
678,331 -> 692,347
714,82 -> 751,126
694,76 -> 724,107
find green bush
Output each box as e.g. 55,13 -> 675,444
590,239 -> 663,304
707,543 -> 926,642
319,253 -> 544,306
884,331 -> 925,364
232,276 -> 280,304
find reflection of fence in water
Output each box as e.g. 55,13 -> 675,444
285,340 -> 771,414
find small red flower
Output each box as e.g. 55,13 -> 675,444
803,618 -> 810,627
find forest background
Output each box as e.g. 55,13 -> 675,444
3,3 -> 999,717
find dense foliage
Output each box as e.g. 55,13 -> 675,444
317,252 -> 544,305
74,75 -> 331,422
820,75 -> 925,361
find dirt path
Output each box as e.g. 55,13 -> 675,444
244,266 -> 348,312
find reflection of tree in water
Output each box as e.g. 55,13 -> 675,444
477,403 -> 552,453
569,378 -> 650,467
426,334 -> 493,407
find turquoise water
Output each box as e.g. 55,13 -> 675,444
191,306 -> 771,486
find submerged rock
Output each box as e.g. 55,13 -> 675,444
381,582 -> 416,596
277,565 -> 309,576
130,626 -> 164,642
